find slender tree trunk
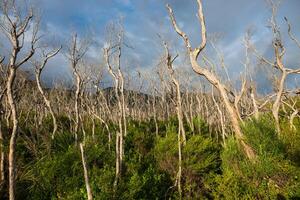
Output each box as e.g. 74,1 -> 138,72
35,70 -> 58,139
250,87 -> 259,120
5,100 -> 11,128
115,80 -> 123,179
7,67 -> 18,200
118,69 -> 127,137
174,81 -> 185,198
80,143 -> 93,200
92,117 -> 95,139
114,131 -> 120,187
164,42 -> 186,197
175,83 -> 186,144
272,71 -> 287,134
289,109 -> 298,131
189,94 -> 194,133
74,73 -> 81,144
177,130 -> 182,199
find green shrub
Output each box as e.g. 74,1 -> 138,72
213,119 -> 300,199
155,132 -> 220,199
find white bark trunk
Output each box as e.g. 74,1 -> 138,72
80,143 -> 93,200
35,70 -> 58,139
7,67 -> 18,200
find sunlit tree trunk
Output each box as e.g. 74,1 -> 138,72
34,47 -> 61,139
80,143 -> 93,200
163,41 -> 186,197
67,33 -> 89,143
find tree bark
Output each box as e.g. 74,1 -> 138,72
7,67 -> 18,200
35,48 -> 61,139
80,143 -> 93,200
163,41 -> 185,197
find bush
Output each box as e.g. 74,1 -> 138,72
155,131 -> 220,199
213,119 -> 300,199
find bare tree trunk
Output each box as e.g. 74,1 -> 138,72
163,41 -> 185,197
175,82 -> 184,198
79,143 -> 93,200
250,86 -> 259,120
74,73 -> 82,143
114,131 -> 120,187
35,48 -> 61,139
118,68 -> 127,137
104,39 -> 124,186
177,130 -> 182,199
189,94 -> 194,133
67,33 -> 88,143
7,67 -> 18,200
289,109 -> 298,131
272,71 -> 287,134
92,117 -> 95,139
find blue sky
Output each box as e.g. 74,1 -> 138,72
2,0 -> 300,92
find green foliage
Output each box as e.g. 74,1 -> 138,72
3,113 -> 300,199
193,116 -> 210,136
119,121 -> 173,199
213,118 -> 300,199
155,131 -> 220,199
182,135 -> 221,199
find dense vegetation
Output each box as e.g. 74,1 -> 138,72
0,113 -> 299,199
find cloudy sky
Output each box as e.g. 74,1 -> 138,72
2,0 -> 300,92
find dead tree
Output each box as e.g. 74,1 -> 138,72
166,0 -> 255,160
117,44 -> 127,137
104,28 -> 126,186
164,42 -> 186,143
251,1 -> 300,134
80,143 -> 93,200
0,1 -> 40,198
163,41 -> 186,197
34,47 -> 61,139
67,33 -> 89,143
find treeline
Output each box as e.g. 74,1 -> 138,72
0,0 -> 299,199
